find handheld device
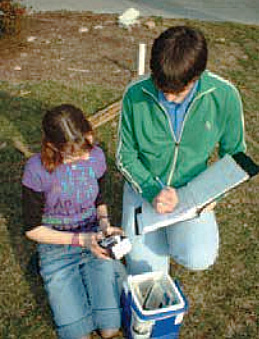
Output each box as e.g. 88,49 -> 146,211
98,235 -> 132,260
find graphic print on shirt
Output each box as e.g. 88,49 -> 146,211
22,147 -> 107,231
42,160 -> 100,229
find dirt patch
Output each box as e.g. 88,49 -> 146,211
0,12 -> 169,90
1,13 -> 252,91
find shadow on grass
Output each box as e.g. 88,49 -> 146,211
0,91 -> 56,334
0,90 -> 126,337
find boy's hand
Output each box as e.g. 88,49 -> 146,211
202,201 -> 217,212
153,187 -> 179,214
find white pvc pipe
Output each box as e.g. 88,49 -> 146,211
138,43 -> 146,76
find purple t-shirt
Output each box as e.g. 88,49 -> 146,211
22,146 -> 106,232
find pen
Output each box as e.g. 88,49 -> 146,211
156,176 -> 167,189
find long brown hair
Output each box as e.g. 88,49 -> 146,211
41,104 -> 93,172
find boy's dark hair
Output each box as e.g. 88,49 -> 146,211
41,104 -> 93,172
150,26 -> 208,93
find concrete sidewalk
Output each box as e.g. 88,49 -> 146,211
24,0 -> 259,25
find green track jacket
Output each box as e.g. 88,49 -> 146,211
116,70 -> 246,203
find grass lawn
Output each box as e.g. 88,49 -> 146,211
0,14 -> 258,338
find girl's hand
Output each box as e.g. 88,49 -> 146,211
103,226 -> 124,237
98,217 -> 124,237
79,232 -> 111,260
98,216 -> 111,234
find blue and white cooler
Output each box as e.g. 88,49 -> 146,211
121,271 -> 188,339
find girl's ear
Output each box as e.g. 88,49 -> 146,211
85,132 -> 94,145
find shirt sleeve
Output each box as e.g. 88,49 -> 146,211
95,173 -> 106,207
116,91 -> 161,203
22,185 -> 45,233
218,85 -> 246,157
22,155 -> 44,192
92,146 -> 107,179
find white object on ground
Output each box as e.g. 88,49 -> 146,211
138,43 -> 146,76
27,36 -> 37,42
118,8 -> 140,28
144,20 -> 156,29
78,27 -> 89,33
14,66 -> 22,71
67,67 -> 89,73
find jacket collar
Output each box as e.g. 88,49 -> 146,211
141,70 -> 216,101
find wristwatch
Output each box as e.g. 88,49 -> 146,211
71,233 -> 80,247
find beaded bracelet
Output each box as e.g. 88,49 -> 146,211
71,233 -> 80,247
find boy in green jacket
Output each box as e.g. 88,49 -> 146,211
116,26 -> 246,274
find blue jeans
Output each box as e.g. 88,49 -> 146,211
122,183 -> 219,274
38,243 -> 126,339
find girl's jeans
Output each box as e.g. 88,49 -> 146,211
38,243 -> 126,339
122,183 -> 219,275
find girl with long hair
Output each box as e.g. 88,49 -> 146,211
22,104 -> 125,339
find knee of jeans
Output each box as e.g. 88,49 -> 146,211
175,249 -> 218,271
187,251 -> 218,271
125,257 -> 153,275
126,254 -> 169,275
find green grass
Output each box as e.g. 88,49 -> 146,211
0,81 -> 122,338
0,18 -> 258,339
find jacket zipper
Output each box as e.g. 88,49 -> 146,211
142,89 -> 180,185
167,91 -> 213,184
158,104 -> 179,186
143,87 -> 215,186
167,142 -> 179,185
167,89 -> 216,185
